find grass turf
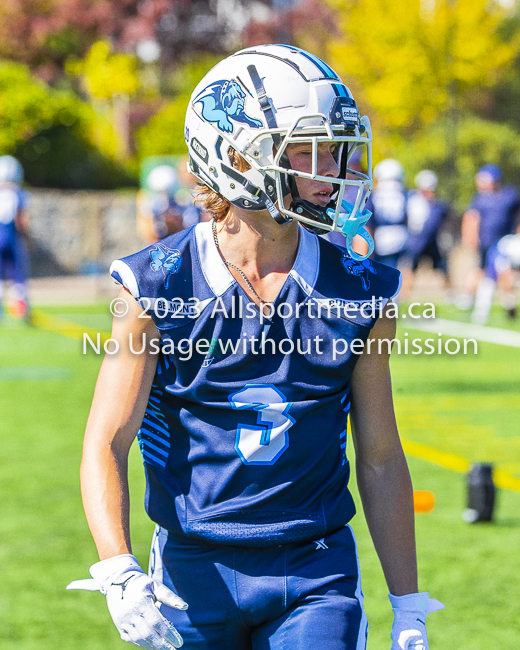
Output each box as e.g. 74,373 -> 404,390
0,304 -> 519,648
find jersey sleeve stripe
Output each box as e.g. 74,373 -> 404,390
109,260 -> 140,299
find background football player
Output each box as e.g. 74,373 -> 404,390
0,155 -> 30,320
460,164 -> 520,309
366,158 -> 408,269
400,170 -> 452,301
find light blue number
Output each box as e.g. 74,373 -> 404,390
229,384 -> 295,465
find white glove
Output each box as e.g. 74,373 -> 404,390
67,554 -> 188,649
389,592 -> 444,650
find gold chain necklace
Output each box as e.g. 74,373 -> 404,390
212,219 -> 272,306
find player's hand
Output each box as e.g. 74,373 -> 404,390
67,554 -> 188,649
389,592 -> 444,650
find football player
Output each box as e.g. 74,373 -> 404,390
366,158 -> 408,269
400,170 -> 451,300
460,164 -> 520,308
0,155 -> 30,320
69,45 -> 442,649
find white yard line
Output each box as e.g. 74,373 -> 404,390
407,317 -> 520,348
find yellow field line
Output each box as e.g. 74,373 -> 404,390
402,439 -> 520,493
30,308 -> 111,344
493,470 -> 520,492
401,440 -> 470,473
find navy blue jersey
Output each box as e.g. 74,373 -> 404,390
469,185 -> 520,249
110,222 -> 400,547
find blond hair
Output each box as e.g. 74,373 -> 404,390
193,147 -> 251,221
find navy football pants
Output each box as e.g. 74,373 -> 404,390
149,524 -> 368,650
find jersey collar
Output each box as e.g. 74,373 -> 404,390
194,220 -> 320,298
290,226 -> 320,297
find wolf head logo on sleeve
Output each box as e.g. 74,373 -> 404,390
149,244 -> 182,289
194,79 -> 263,133
341,254 -> 377,291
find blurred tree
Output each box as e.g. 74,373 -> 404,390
136,55 -> 220,158
0,60 -> 136,188
14,124 -> 137,189
326,0 -> 520,142
395,116 -> 520,210
485,5 -> 520,129
243,0 -> 337,54
0,60 -> 83,153
67,40 -> 140,158
137,97 -> 189,159
66,41 -> 139,99
0,0 -> 262,176
0,0 -> 263,84
0,0 -> 166,82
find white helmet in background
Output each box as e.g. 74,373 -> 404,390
498,234 -> 520,268
147,165 -> 177,193
374,158 -> 404,183
0,155 -> 24,184
415,169 -> 438,191
184,44 -> 374,257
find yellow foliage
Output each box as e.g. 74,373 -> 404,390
66,40 -> 139,99
86,100 -> 119,159
327,0 -> 520,135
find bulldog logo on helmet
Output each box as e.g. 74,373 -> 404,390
149,244 -> 182,289
194,79 -> 263,133
341,254 -> 376,291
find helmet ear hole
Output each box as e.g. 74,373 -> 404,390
228,147 -> 251,173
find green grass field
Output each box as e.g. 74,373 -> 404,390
1,303 -> 519,649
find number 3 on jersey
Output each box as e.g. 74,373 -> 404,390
229,384 -> 295,465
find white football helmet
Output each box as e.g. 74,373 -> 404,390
415,169 -> 438,191
374,158 -> 404,183
0,155 -> 23,184
185,44 -> 374,259
498,234 -> 520,267
147,165 -> 177,193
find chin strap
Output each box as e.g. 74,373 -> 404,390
289,197 -> 333,234
327,200 -> 374,261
